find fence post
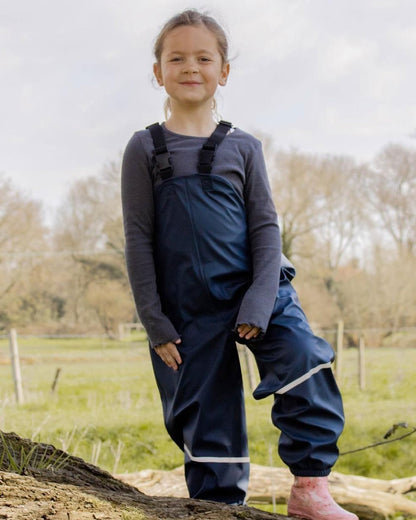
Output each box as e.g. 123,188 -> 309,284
9,328 -> 24,404
118,323 -> 124,341
241,347 -> 256,392
359,336 -> 366,390
335,320 -> 344,381
51,368 -> 62,394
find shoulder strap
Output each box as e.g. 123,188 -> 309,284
146,120 -> 233,178
146,123 -> 173,180
198,120 -> 232,174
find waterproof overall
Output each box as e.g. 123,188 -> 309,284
147,121 -> 345,505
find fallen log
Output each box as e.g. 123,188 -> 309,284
2,430 -> 415,519
331,471 -> 416,494
118,464 -> 416,520
0,431 -> 286,520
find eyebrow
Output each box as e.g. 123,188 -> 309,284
166,49 -> 216,56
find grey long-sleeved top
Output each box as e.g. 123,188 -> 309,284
121,124 -> 282,347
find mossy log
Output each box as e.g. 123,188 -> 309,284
119,464 -> 416,520
0,431 -> 286,519
2,431 -> 416,520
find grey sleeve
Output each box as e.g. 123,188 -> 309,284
121,133 -> 180,347
235,140 -> 282,333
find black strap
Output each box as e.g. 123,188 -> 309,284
146,120 -> 233,179
198,120 -> 232,174
146,123 -> 173,179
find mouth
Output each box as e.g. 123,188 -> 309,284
180,81 -> 202,85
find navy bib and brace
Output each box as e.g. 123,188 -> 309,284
146,121 -> 345,504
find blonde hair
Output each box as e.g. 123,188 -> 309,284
154,9 -> 229,120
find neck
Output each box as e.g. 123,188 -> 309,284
165,101 -> 217,137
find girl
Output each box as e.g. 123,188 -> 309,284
121,9 -> 358,520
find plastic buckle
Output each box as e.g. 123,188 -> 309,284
156,152 -> 172,173
199,146 -> 216,170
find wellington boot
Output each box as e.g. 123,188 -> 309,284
287,476 -> 358,520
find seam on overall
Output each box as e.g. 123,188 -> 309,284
184,180 -> 217,305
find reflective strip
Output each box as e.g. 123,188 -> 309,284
184,444 -> 250,464
276,362 -> 333,395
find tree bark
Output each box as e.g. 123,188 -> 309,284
119,464 -> 416,520
0,431 -> 285,519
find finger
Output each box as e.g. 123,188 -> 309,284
168,356 -> 179,371
162,351 -> 179,371
154,345 -> 171,363
245,327 -> 261,339
238,324 -> 261,340
237,324 -> 251,337
170,344 -> 183,366
155,342 -> 182,370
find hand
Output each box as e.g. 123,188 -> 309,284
237,324 -> 261,340
154,339 -> 182,371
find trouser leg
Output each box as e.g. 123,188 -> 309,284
150,324 -> 249,503
272,366 -> 344,475
247,280 -> 345,476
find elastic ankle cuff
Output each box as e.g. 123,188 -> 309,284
290,469 -> 331,477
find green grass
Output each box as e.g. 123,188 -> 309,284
332,347 -> 416,479
0,336 -> 415,482
0,430 -> 70,474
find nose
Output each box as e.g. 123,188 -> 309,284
183,58 -> 199,74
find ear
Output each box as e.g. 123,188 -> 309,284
218,62 -> 230,87
153,62 -> 164,86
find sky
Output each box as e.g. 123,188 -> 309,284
1,0 -> 415,221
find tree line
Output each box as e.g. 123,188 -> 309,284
1,139 -> 415,345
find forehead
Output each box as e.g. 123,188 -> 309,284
162,24 -> 220,55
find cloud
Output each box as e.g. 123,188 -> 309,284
1,0 -> 415,216
318,37 -> 378,81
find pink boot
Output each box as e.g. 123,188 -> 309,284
287,476 -> 358,520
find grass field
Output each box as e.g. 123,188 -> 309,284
1,333 -> 416,486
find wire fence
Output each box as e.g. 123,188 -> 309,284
1,326 -> 416,404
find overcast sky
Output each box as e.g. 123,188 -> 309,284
1,0 -> 415,221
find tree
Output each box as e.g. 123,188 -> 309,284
0,174 -> 48,329
262,143 -> 368,324
267,148 -> 366,269
270,149 -> 324,260
51,159 -> 133,334
365,143 -> 416,256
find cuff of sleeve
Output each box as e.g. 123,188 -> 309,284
147,321 -> 180,349
235,310 -> 268,339
233,322 -> 265,345
235,290 -> 277,339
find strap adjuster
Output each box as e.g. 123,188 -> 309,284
155,151 -> 172,174
197,121 -> 232,174
147,123 -> 174,179
202,143 -> 216,151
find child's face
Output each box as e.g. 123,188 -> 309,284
153,24 -> 230,110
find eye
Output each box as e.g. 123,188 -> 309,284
169,56 -> 183,62
199,57 -> 212,62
